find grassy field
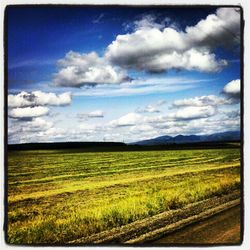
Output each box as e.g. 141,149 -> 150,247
7,147 -> 241,244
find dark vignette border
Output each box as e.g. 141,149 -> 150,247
3,4 -> 8,245
240,4 -> 244,246
3,3 -> 244,247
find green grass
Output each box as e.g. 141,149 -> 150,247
7,148 -> 241,244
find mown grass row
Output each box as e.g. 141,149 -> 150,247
7,148 -> 241,244
8,149 -> 239,181
8,149 -> 239,194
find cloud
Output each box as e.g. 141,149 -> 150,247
109,112 -> 142,127
186,8 -> 240,49
53,51 -> 128,87
51,8 -> 239,88
8,117 -> 68,144
9,106 -> 49,120
78,123 -> 101,132
129,124 -> 154,133
171,79 -> 241,110
25,117 -> 53,131
105,8 -> 239,73
224,109 -> 240,119
73,77 -> 210,97
137,105 -> 160,113
156,100 -> 167,106
8,118 -> 54,143
136,99 -> 166,113
169,106 -> 216,120
107,46 -> 226,73
171,95 -> 231,108
88,110 -> 104,118
128,124 -> 160,140
143,112 -> 239,139
8,91 -> 72,108
134,14 -> 165,30
222,79 -> 240,99
8,58 -> 55,70
77,110 -> 104,119
8,90 -> 72,122
76,123 -> 106,138
144,114 -> 167,124
110,105 -> 216,135
167,117 -> 238,136
39,127 -> 66,139
169,86 -> 241,121
101,101 -> 238,142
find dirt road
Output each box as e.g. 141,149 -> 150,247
154,205 -> 241,244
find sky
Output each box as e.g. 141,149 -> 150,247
7,6 -> 241,144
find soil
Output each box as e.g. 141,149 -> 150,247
154,205 -> 241,244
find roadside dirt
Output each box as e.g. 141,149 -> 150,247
154,205 -> 241,244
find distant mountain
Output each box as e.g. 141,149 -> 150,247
132,131 -> 240,145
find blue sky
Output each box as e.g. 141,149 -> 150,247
7,6 -> 241,143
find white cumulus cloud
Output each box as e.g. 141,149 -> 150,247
9,106 -> 49,120
51,8 -> 240,87
172,95 -> 232,108
87,110 -> 104,118
186,8 -> 240,48
77,110 -> 104,120
110,112 -> 142,127
169,106 -> 216,120
223,79 -> 240,99
8,91 -> 72,108
105,8 -> 239,73
25,118 -> 53,131
137,105 -> 160,113
53,51 -> 128,87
